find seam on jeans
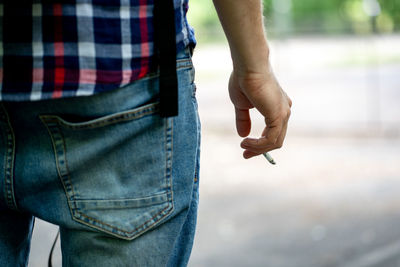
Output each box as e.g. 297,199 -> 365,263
39,102 -> 159,130
176,65 -> 191,71
6,124 -> 17,210
40,118 -> 78,214
1,106 -> 6,207
176,60 -> 192,71
176,57 -> 192,68
73,202 -> 173,238
191,83 -> 197,98
2,106 -> 9,209
167,117 -> 174,204
163,117 -> 173,204
72,191 -> 168,203
164,118 -> 167,198
59,128 -> 78,207
193,100 -> 201,184
176,57 -> 191,64
1,105 -> 18,211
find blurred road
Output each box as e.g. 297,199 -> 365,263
189,134 -> 400,267
188,34 -> 400,267
28,35 -> 400,267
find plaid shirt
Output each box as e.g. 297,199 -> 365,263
0,0 -> 195,101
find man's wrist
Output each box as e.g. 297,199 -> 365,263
232,45 -> 271,76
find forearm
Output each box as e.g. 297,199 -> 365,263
213,0 -> 292,159
212,0 -> 270,74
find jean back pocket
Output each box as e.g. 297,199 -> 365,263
40,102 -> 174,240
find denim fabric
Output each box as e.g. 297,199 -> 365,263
0,48 -> 200,267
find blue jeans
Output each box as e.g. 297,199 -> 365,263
0,48 -> 200,267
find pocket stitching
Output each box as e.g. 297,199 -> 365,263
72,202 -> 173,238
40,118 -> 79,215
164,117 -> 174,200
39,102 -> 159,130
176,57 -> 193,70
40,114 -> 175,240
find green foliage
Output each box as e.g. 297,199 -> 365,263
263,0 -> 399,35
187,0 -> 400,41
187,0 -> 224,43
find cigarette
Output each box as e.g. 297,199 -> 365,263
263,152 -> 276,165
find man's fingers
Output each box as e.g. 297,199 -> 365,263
240,124 -> 281,152
242,122 -> 288,159
240,109 -> 290,156
229,70 -> 292,159
241,129 -> 284,158
235,107 -> 251,137
243,150 -> 259,159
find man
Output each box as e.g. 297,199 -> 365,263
0,0 -> 291,266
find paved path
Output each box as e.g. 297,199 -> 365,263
189,135 -> 400,267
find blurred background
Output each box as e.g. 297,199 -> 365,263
29,0 -> 400,266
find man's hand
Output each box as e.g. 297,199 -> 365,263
213,0 -> 292,159
229,66 -> 292,159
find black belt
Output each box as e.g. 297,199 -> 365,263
154,0 -> 178,117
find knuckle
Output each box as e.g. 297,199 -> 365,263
274,139 -> 284,149
267,137 -> 277,145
